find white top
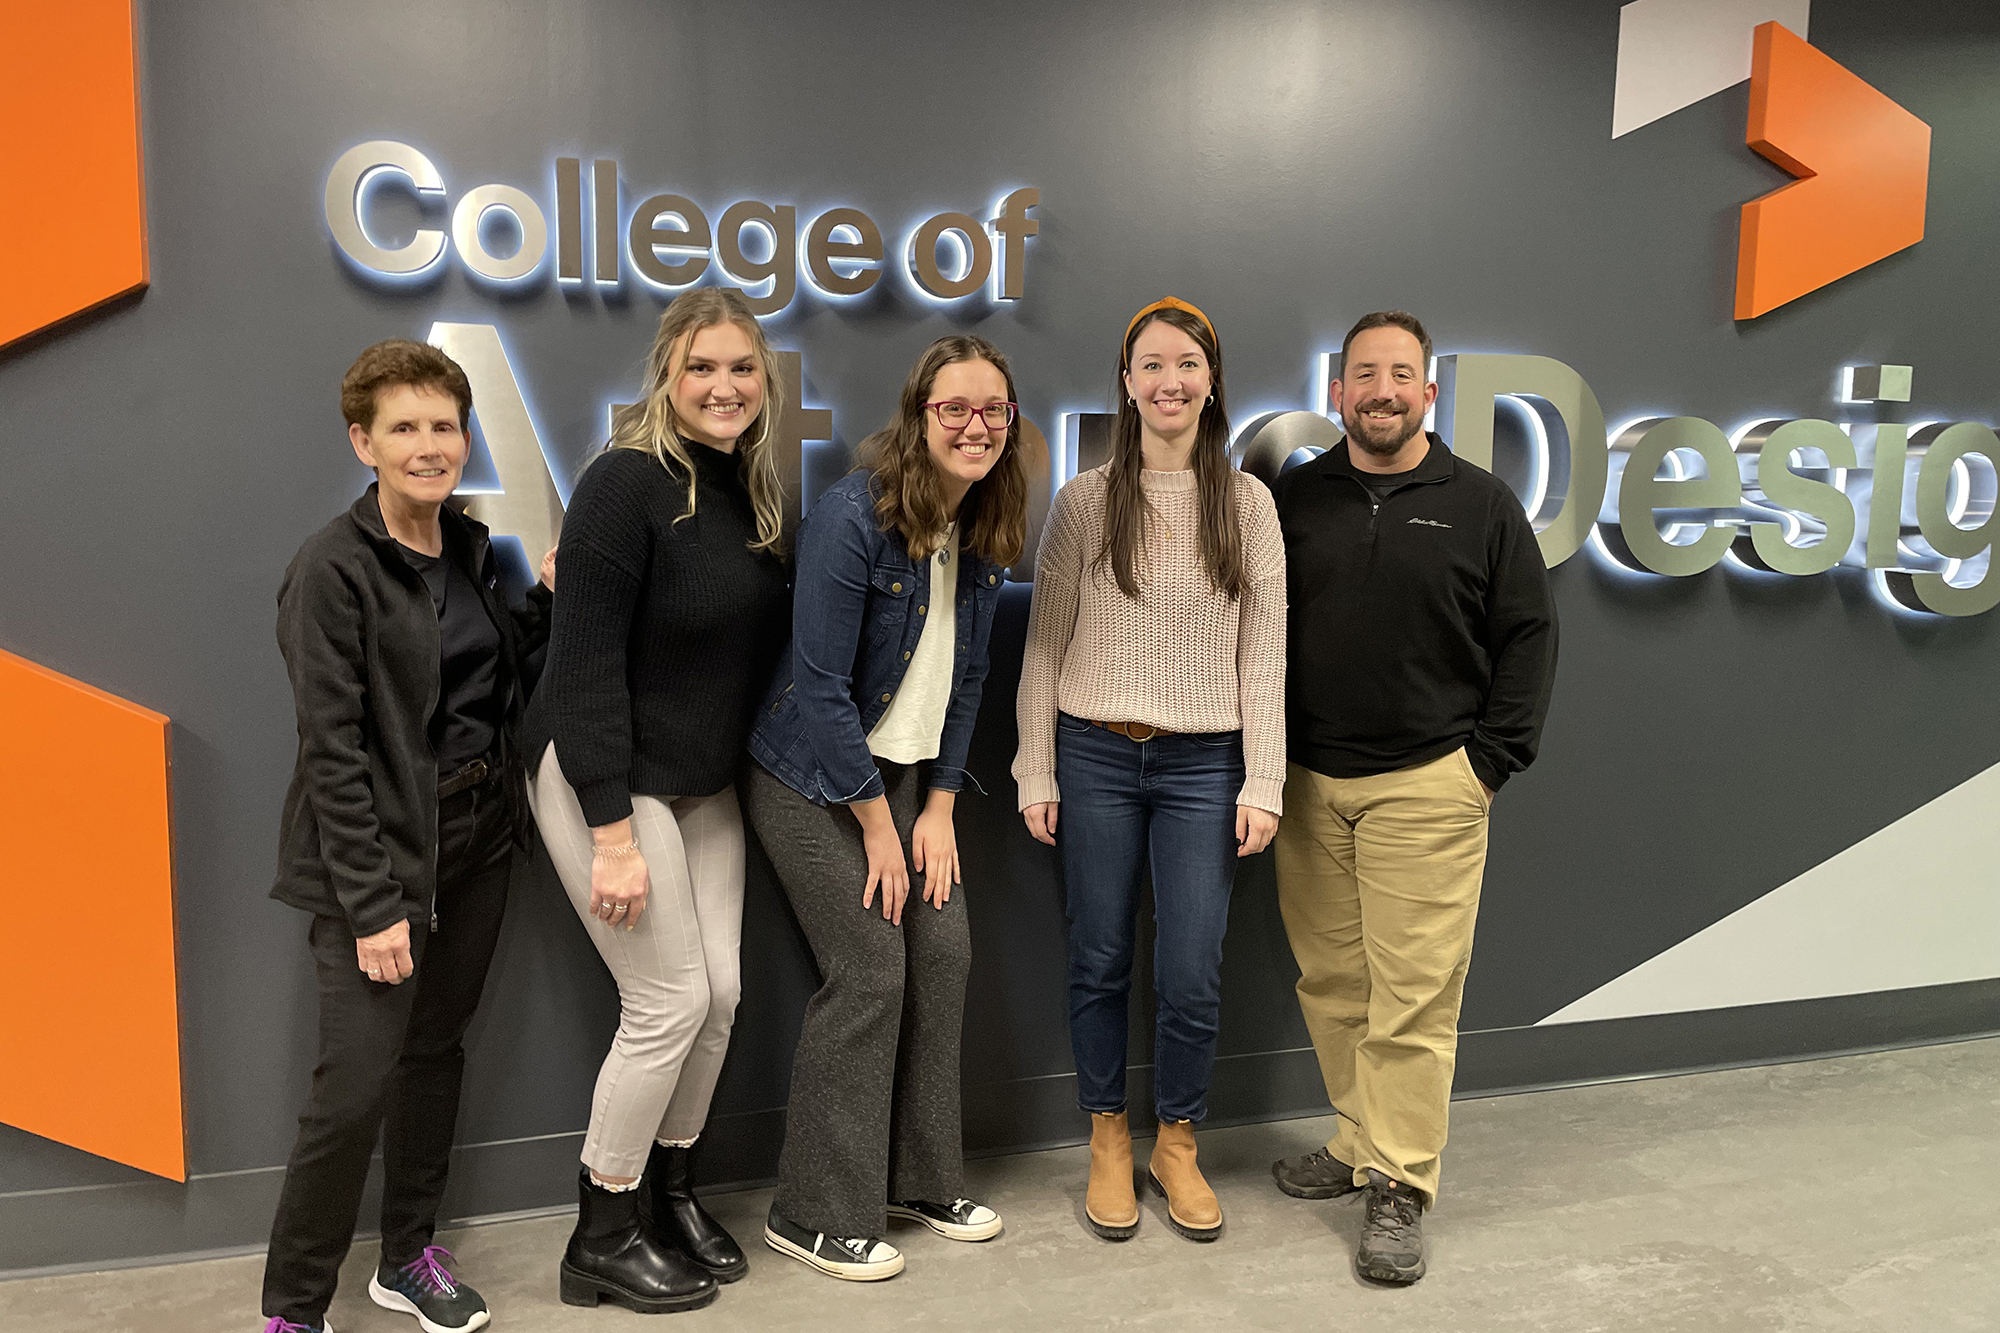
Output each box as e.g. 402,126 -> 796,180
867,530 -> 959,764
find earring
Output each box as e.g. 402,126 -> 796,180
1207,393 -> 1215,404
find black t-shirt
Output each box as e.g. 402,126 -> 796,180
1360,471 -> 1410,506
398,541 -> 503,771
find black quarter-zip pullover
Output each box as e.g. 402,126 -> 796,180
1271,434 -> 1558,791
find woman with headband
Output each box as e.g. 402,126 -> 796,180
1014,297 -> 1286,1243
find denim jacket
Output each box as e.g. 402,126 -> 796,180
749,468 -> 1007,806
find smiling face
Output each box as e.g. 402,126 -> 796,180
1334,325 -> 1436,458
1123,318 -> 1212,447
349,383 -> 470,512
670,320 -> 766,452
924,357 -> 1010,501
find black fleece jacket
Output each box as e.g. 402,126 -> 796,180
1272,435 -> 1558,792
271,488 -> 549,937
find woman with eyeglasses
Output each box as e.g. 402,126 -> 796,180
745,336 -> 1029,1281
1014,297 -> 1286,1244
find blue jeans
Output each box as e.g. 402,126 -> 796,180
1055,712 -> 1245,1123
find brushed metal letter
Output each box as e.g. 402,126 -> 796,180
1009,416 -> 1053,582
593,160 -> 620,284
1235,411 -> 1343,487
426,323 -> 565,565
802,208 -> 883,297
989,188 -> 1040,300
1731,418 -> 1857,575
629,195 -> 710,288
1600,417 -> 1739,576
451,184 -> 549,283
324,141 -> 446,275
769,349 -> 833,532
1883,422 -> 2000,616
555,158 -> 583,283
1434,353 -> 1608,568
909,212 -> 992,299
718,201 -> 798,316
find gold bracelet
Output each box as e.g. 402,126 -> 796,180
592,840 -> 641,859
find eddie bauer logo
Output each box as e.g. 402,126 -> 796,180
1408,519 -> 1453,529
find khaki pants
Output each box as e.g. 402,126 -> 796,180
1274,751 -> 1490,1205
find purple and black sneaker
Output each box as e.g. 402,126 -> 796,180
261,1320 -> 330,1332
368,1245 -> 490,1333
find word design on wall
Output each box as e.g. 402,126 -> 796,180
1231,354 -> 1995,618
326,141 -> 1040,316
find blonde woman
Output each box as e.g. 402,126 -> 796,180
522,287 -> 791,1313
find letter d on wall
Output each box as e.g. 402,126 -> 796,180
1435,354 -> 1608,568
427,322 -> 566,563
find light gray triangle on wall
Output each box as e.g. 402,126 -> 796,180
1538,759 -> 2000,1024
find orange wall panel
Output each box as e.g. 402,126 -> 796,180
0,0 -> 149,348
0,649 -> 184,1180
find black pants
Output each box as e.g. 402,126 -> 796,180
744,761 -> 971,1238
262,778 -> 513,1324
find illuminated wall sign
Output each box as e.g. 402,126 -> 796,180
441,312 -> 1994,619
1233,354 -> 1995,619
326,141 -> 1039,315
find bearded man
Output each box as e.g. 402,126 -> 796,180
1266,311 -> 1558,1284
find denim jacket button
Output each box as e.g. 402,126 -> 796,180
903,651 -> 912,660
880,692 -> 893,703
917,604 -> 927,615
891,581 -> 903,593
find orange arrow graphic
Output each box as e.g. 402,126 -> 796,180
1735,22 -> 1931,320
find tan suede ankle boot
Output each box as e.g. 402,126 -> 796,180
1084,1111 -> 1139,1239
1147,1119 -> 1221,1241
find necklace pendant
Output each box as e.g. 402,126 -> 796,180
939,546 -> 951,565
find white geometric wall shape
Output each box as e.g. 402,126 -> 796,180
1612,0 -> 1812,138
1540,759 -> 2000,1024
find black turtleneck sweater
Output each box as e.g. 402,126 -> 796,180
522,443 -> 791,824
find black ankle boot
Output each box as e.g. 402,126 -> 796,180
642,1142 -> 748,1283
561,1170 -> 719,1313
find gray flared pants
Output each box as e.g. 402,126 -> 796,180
744,760 -> 971,1238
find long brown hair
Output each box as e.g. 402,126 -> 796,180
858,336 -> 1028,567
606,287 -> 787,554
1100,306 -> 1244,599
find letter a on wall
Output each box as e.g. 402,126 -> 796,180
1735,22 -> 1930,319
0,650 -> 185,1180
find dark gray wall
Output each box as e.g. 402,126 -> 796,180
3,0 -> 1997,1272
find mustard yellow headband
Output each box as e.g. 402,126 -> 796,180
1122,296 -> 1217,364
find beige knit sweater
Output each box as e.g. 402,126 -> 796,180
1013,464 -> 1288,814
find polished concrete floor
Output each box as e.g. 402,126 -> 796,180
5,1038 -> 1996,1332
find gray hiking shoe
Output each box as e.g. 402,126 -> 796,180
1356,1170 -> 1426,1284
1271,1145 -> 1363,1199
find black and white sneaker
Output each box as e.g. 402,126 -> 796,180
887,1197 -> 1003,1242
764,1208 -> 904,1281
367,1246 -> 490,1332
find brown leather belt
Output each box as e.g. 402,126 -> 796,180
438,757 -> 496,800
1089,719 -> 1175,742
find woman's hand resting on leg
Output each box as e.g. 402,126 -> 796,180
912,789 -> 961,909
590,817 -> 651,930
852,796 -> 911,925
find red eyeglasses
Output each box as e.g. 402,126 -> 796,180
927,400 -> 1017,431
